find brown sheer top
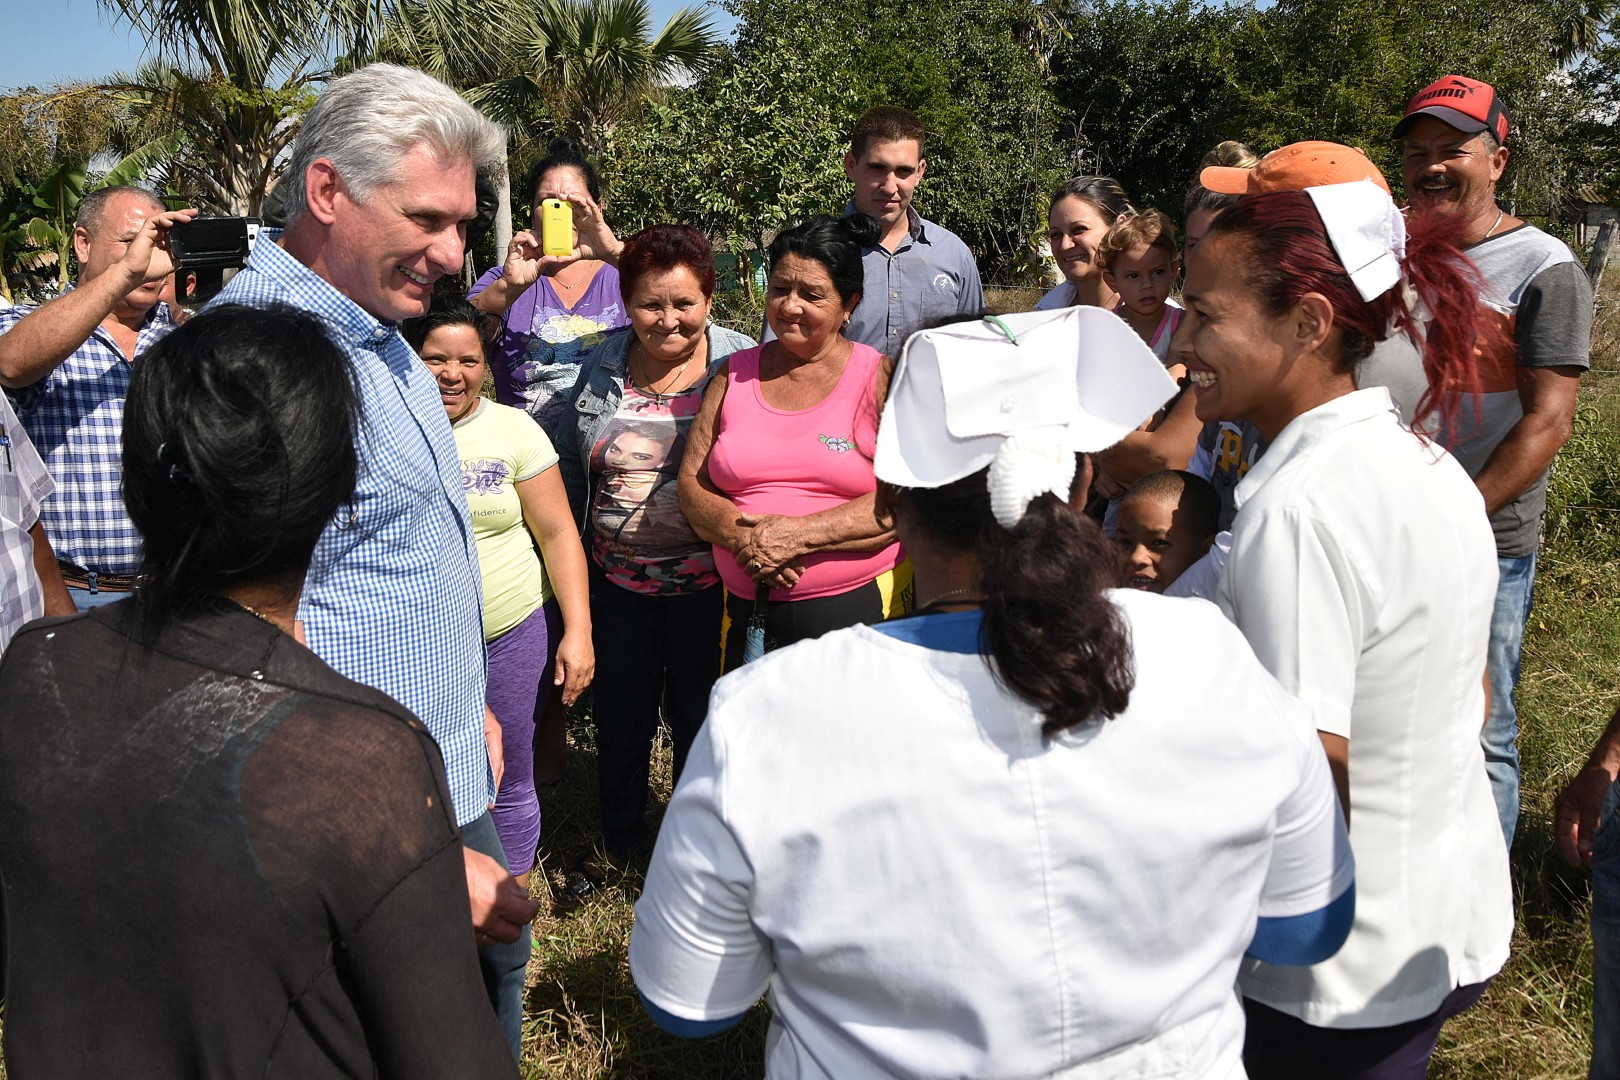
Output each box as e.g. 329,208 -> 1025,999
0,600 -> 517,1078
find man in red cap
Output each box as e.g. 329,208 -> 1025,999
1398,75 -> 1593,856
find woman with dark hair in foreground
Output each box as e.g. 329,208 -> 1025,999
632,308 -> 1355,1078
0,306 -> 517,1077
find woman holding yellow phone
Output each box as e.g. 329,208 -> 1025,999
469,138 -> 629,424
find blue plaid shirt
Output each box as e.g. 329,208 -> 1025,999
1,298 -> 176,576
210,234 -> 493,825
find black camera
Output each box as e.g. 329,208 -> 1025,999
168,217 -> 261,300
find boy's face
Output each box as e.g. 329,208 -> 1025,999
1113,493 -> 1212,593
1103,242 -> 1176,320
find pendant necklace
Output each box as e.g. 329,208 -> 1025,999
632,342 -> 696,402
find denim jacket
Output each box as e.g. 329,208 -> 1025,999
551,323 -> 757,530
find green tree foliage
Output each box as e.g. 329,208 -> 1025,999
608,0 -> 1069,281
354,0 -> 721,259
1051,0 -> 1259,214
1051,0 -> 1617,221
66,0 -> 364,215
606,0 -> 862,250
0,89 -> 124,190
96,63 -> 315,215
1565,16 -> 1620,207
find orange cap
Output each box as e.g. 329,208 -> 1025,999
1200,141 -> 1390,196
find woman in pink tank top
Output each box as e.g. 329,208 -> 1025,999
680,216 -> 910,672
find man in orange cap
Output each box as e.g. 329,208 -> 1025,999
1398,75 -> 1592,856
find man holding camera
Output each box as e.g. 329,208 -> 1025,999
0,185 -> 195,609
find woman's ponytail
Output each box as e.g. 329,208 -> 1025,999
1208,191 -> 1496,442
899,473 -> 1135,737
980,493 -> 1135,737
1393,213 -> 1496,444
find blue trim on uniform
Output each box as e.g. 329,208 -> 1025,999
872,608 -> 984,653
640,992 -> 747,1037
1246,883 -> 1356,966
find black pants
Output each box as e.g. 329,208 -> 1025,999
1242,980 -> 1490,1080
720,578 -> 898,675
590,569 -> 722,855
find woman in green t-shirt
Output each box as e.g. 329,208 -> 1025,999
405,299 -> 594,885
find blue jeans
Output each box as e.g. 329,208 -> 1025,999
460,812 -> 531,1061
1483,551 -> 1536,851
1593,780 -> 1620,1080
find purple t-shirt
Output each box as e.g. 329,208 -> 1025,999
467,264 -> 629,409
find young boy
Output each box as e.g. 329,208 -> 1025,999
1113,470 -> 1219,593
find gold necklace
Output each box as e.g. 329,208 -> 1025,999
231,598 -> 282,629
1483,210 -> 1505,240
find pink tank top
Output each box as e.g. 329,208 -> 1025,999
708,343 -> 903,600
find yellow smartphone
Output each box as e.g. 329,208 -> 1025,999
540,198 -> 573,257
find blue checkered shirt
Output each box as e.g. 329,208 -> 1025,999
210,234 -> 492,825
1,298 -> 176,576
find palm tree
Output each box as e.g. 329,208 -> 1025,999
97,0 -> 347,86
80,0 -> 717,246
489,0 -> 721,159
1550,0 -> 1616,63
97,61 -> 311,215
369,0 -> 722,255
85,1 -> 378,215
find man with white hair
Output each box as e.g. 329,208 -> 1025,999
209,63 -> 537,1053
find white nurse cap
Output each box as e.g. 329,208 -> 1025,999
1304,179 -> 1408,302
874,306 -> 1179,529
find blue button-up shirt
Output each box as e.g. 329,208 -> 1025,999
210,234 -> 492,825
845,206 -> 984,353
1,298 -> 176,576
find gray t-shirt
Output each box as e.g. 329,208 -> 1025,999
1360,224 -> 1592,557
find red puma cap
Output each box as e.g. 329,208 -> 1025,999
1393,75 -> 1510,143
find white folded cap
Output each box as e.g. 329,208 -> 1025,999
874,306 -> 1179,526
1304,179 -> 1408,302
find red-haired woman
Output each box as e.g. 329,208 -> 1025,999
1179,175 -> 1511,1076
552,225 -> 756,860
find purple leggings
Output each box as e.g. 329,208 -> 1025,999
486,600 -> 561,875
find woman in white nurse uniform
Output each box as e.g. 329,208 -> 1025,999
628,306 -> 1356,1079
1179,163 -> 1512,1078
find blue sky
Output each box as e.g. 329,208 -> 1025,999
1,1 -> 735,92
